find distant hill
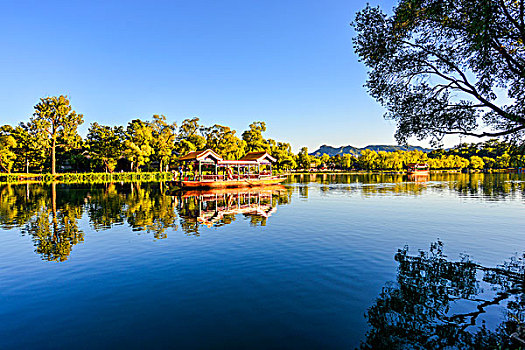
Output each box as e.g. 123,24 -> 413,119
310,144 -> 433,157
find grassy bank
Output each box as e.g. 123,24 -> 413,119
0,172 -> 174,184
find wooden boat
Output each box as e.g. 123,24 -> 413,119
179,175 -> 286,188
406,163 -> 430,175
176,149 -> 287,189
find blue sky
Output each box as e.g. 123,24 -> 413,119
1,0 -> 407,151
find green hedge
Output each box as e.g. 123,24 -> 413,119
0,172 -> 174,184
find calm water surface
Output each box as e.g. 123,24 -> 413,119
0,174 -> 524,349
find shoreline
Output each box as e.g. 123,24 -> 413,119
0,169 -> 521,185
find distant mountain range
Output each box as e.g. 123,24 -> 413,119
310,144 -> 433,157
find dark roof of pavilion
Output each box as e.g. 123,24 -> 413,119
239,152 -> 276,163
178,149 -> 223,162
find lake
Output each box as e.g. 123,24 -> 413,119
0,173 -> 524,349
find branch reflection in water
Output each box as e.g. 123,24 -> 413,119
0,182 -> 292,261
360,241 -> 525,349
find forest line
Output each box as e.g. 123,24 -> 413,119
0,95 -> 524,176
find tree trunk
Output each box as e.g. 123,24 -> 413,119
51,182 -> 58,239
159,160 -> 163,173
51,138 -> 56,175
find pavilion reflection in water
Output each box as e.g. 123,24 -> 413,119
177,186 -> 285,230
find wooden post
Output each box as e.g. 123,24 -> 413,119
198,161 -> 202,181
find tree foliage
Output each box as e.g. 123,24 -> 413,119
124,119 -> 155,172
87,122 -> 125,172
29,95 -> 84,174
201,124 -> 245,160
242,121 -> 270,152
151,115 -> 177,171
0,125 -> 17,173
353,0 -> 525,144
175,117 -> 206,156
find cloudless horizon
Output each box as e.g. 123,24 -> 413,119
2,0 -> 467,152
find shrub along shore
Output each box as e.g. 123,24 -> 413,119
1,168 -> 520,185
0,172 -> 174,184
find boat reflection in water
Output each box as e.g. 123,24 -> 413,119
176,186 -> 287,233
407,173 -> 429,182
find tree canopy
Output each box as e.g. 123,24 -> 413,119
29,96 -> 84,174
353,0 -> 525,144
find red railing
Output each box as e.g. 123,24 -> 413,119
181,173 -> 273,181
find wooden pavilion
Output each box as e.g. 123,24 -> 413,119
176,149 -> 285,188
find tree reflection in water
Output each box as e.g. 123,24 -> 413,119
0,182 -> 291,261
289,173 -> 525,200
361,241 -> 525,349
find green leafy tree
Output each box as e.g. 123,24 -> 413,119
201,124 -> 246,160
482,156 -> 496,169
175,117 -> 206,156
150,115 -> 177,171
0,125 -> 17,173
342,154 -> 356,169
11,123 -> 47,173
87,122 -> 125,172
469,155 -> 485,170
124,119 -> 155,171
358,149 -> 379,170
496,153 -> 511,168
269,140 -> 296,170
319,153 -> 330,167
353,0 -> 525,144
242,122 -> 270,153
29,96 -> 84,174
297,147 -> 312,169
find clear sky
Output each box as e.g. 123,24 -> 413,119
1,0 -> 419,152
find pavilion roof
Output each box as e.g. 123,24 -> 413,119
178,149 -> 223,162
239,152 -> 276,164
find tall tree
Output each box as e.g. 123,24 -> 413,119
242,122 -> 270,153
29,96 -> 84,174
151,115 -> 177,171
297,147 -> 312,169
87,122 -> 125,172
0,125 -> 17,173
268,140 -> 296,170
8,122 -> 47,173
353,0 -> 525,144
123,119 -> 154,171
201,124 -> 246,160
175,117 -> 206,156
